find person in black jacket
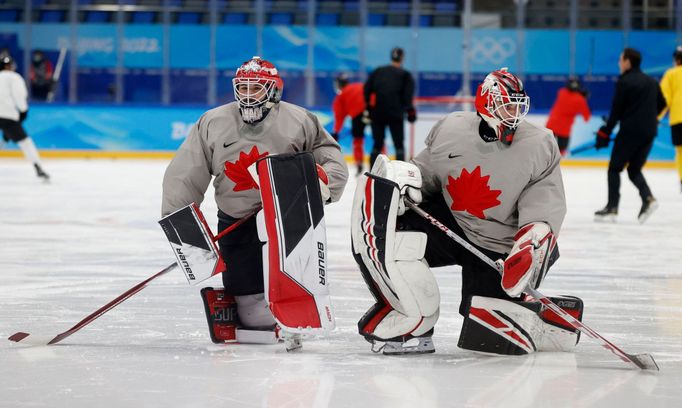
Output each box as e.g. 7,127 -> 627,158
594,48 -> 667,224
364,47 -> 416,168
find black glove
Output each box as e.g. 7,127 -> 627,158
595,126 -> 611,149
407,108 -> 417,123
331,132 -> 339,141
19,110 -> 28,123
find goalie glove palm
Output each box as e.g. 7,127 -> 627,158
502,222 -> 555,297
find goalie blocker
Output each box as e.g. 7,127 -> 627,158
159,203 -> 226,285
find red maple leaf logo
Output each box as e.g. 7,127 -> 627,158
224,146 -> 268,192
446,166 -> 501,219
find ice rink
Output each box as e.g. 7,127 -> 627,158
1,158 -> 681,407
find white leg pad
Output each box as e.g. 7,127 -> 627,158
352,174 -> 440,341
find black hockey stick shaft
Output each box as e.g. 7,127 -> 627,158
8,209 -> 257,346
569,116 -> 611,156
569,142 -> 597,155
405,199 -> 659,371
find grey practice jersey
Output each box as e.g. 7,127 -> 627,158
412,111 -> 566,254
162,101 -> 349,218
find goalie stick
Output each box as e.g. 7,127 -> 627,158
569,141 -> 598,156
405,199 -> 659,371
569,116 -> 611,156
7,207 -> 258,347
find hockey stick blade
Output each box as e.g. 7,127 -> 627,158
405,199 -> 660,371
628,353 -> 660,371
7,332 -> 60,347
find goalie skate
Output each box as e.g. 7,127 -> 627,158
375,334 -> 435,355
282,332 -> 303,352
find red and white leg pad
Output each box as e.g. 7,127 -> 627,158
458,295 -> 583,355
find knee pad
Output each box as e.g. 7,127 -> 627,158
458,295 -> 583,355
351,173 -> 440,341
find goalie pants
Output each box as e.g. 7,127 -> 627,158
217,210 -> 265,296
398,194 -> 559,316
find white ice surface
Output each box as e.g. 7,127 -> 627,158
1,159 -> 681,407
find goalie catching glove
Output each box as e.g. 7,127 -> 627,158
370,154 -> 422,214
502,222 -> 556,297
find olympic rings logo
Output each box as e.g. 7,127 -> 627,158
469,37 -> 516,65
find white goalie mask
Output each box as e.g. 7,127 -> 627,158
475,68 -> 530,145
232,57 -> 284,124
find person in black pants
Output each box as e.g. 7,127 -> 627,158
364,47 -> 416,168
594,48 -> 667,224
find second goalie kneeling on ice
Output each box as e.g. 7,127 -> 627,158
351,68 -> 583,356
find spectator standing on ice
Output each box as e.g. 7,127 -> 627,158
659,46 -> 682,192
331,73 -> 367,176
593,48 -> 666,223
546,77 -> 591,156
364,47 -> 416,168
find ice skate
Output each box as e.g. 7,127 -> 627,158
594,206 -> 617,223
373,335 -> 435,355
282,332 -> 302,352
638,197 -> 658,224
34,163 -> 50,182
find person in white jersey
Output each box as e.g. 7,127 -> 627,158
0,53 -> 49,181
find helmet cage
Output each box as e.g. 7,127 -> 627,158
488,92 -> 529,129
232,77 -> 278,108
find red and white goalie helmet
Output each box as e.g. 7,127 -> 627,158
232,56 -> 284,124
475,68 -> 529,144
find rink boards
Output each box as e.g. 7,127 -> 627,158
0,104 -> 675,166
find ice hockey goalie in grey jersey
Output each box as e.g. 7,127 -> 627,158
162,57 -> 348,340
352,68 -> 583,356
